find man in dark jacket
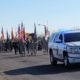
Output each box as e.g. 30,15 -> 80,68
26,39 -> 30,54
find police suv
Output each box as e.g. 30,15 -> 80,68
48,30 -> 80,67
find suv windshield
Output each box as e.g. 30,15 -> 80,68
64,32 -> 80,42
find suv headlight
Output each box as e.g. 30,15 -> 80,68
67,46 -> 78,53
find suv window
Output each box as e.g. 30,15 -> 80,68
49,33 -> 56,42
59,34 -> 63,41
54,34 -> 63,43
64,32 -> 80,42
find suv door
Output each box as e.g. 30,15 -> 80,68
53,33 -> 60,58
57,34 -> 64,59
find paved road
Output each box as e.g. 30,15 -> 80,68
0,51 -> 80,80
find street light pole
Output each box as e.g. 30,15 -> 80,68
38,23 -> 48,53
38,24 -> 47,27
38,23 -> 47,31
38,23 -> 48,37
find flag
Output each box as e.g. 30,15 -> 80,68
34,23 -> 37,36
23,27 -> 25,40
21,22 -> 24,41
44,26 -> 50,40
6,31 -> 9,40
44,26 -> 47,36
21,22 -> 23,28
1,27 -> 4,41
34,23 -> 37,41
11,28 -> 14,40
18,24 -> 21,40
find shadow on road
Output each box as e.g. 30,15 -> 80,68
4,64 -> 80,75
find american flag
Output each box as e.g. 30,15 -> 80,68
44,26 -> 50,40
1,27 -> 4,41
11,28 -> 14,40
18,24 -> 21,40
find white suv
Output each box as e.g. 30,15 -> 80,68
48,30 -> 80,67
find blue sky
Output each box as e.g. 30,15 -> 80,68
0,0 -> 80,36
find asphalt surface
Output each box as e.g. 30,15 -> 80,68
0,51 -> 80,80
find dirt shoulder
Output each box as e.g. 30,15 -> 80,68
0,72 -> 13,80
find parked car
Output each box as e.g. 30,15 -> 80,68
48,30 -> 80,67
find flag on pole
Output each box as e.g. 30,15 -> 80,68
34,23 -> 37,36
23,27 -> 25,40
6,31 -> 9,40
21,22 -> 24,41
11,28 -> 14,40
44,26 -> 50,40
44,26 -> 47,36
1,27 -> 4,41
18,24 -> 21,40
34,23 -> 37,41
21,22 -> 23,28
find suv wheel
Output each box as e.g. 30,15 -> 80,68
50,52 -> 57,66
64,55 -> 69,67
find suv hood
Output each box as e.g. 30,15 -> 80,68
66,42 -> 80,46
